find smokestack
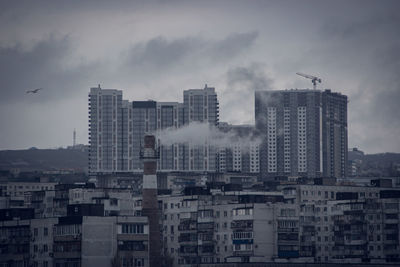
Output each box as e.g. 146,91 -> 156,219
141,135 -> 161,267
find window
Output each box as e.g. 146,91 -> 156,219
233,232 -> 253,239
134,258 -> 144,267
233,208 -> 253,216
54,224 -> 81,236
44,227 -> 48,236
121,224 -> 144,234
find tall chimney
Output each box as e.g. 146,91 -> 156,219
141,135 -> 161,267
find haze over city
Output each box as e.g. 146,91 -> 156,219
0,0 -> 399,153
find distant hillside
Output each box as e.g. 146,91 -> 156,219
0,148 -> 87,171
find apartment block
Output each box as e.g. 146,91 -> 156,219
88,85 -> 219,174
0,207 -> 149,267
217,123 -> 260,174
88,86 -> 124,173
183,85 -> 219,172
255,89 -> 347,180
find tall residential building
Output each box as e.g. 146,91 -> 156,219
156,102 -> 185,171
255,89 -> 347,179
183,84 -> 219,126
89,84 -> 220,174
88,86 -> 123,174
183,85 -> 219,171
131,101 -> 157,171
322,90 -> 348,179
217,123 -> 260,174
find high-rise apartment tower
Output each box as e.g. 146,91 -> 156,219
255,89 -> 347,179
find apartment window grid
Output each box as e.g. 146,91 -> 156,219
283,107 -> 291,172
249,143 -> 259,173
267,107 -> 277,172
297,106 -> 307,172
233,144 -> 241,172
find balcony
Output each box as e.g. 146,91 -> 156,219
178,233 -> 197,244
277,227 -> 299,233
232,214 -> 253,221
198,216 -> 213,223
384,248 -> 400,255
344,239 -> 367,246
179,245 -> 198,256
384,229 -> 399,235
178,220 -> 197,232
231,220 -> 253,229
233,250 -> 253,256
278,239 -> 299,245
233,239 -> 253,245
343,249 -> 366,257
384,219 -> 399,224
54,235 -> 81,242
383,239 -> 399,245
53,251 -> 81,259
278,250 -> 299,258
198,245 -> 214,255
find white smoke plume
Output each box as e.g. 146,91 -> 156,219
155,122 -> 261,149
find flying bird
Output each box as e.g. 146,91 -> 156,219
26,88 -> 43,94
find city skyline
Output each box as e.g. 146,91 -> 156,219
0,0 -> 399,154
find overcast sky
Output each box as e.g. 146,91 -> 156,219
0,0 -> 399,153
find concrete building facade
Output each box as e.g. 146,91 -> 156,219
255,89 -> 347,180
183,85 -> 219,172
89,85 -> 220,174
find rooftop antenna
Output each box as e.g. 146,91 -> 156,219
73,128 -> 76,147
296,72 -> 322,90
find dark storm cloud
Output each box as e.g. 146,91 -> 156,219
227,63 -> 272,91
124,36 -> 202,70
0,35 -> 97,104
208,32 -> 259,62
321,10 -> 400,41
319,10 -> 400,152
358,43 -> 400,132
0,31 -> 258,105
122,32 -> 258,77
220,63 -> 274,125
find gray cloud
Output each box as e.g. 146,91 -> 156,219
220,63 -> 274,125
122,32 -> 258,79
0,35 -> 98,104
318,12 -> 400,153
0,0 -> 399,153
226,63 -> 272,91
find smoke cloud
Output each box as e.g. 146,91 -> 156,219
155,122 -> 261,149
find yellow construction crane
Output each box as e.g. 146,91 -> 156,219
296,72 -> 322,89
